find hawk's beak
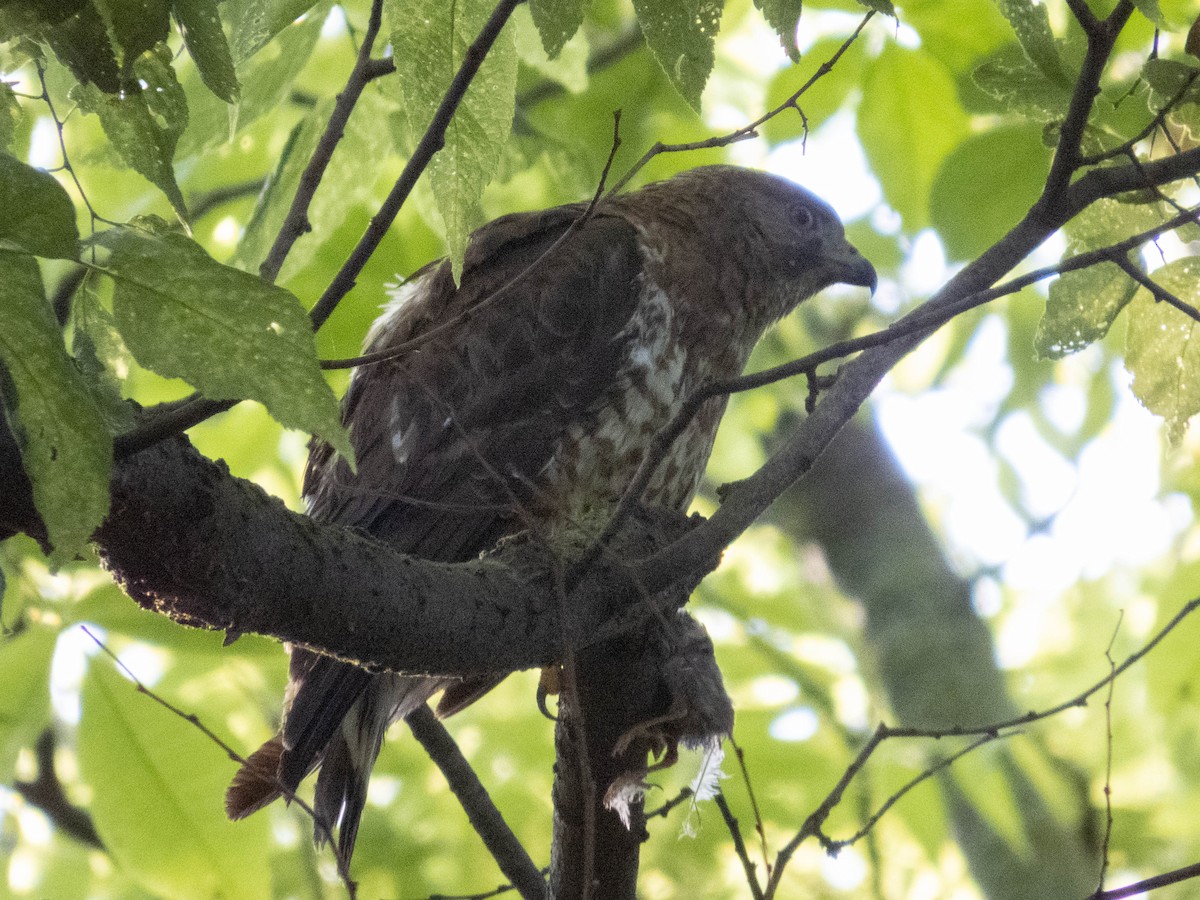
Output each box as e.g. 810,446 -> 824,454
833,241 -> 877,295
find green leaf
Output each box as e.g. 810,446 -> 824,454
857,45 -> 969,231
0,154 -> 81,259
528,0 -> 585,59
930,124 -> 1051,260
1035,198 -> 1166,358
235,88 -> 395,279
0,82 -> 21,150
973,46 -> 1073,122
72,44 -> 189,219
514,4 -> 589,93
172,0 -> 240,103
33,0 -> 122,92
1133,0 -> 1165,26
388,0 -> 518,280
632,0 -> 723,111
992,0 -> 1070,85
94,0 -> 171,68
102,227 -> 351,460
0,625 -> 56,779
755,0 -> 803,61
225,0 -> 323,64
1125,258 -> 1200,443
79,662 -> 272,900
176,0 -> 327,157
0,251 -> 112,566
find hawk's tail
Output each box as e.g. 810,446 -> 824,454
225,669 -> 443,860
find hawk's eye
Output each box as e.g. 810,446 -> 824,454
792,205 -> 815,229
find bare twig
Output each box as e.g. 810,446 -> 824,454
729,737 -> 770,877
1092,860 -> 1200,899
606,12 -> 875,195
1095,613 -> 1124,896
715,793 -> 764,900
406,707 -> 547,900
259,0 -> 386,283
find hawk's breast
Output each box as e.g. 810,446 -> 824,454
541,278 -> 723,517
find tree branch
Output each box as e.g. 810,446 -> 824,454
407,707 -> 547,900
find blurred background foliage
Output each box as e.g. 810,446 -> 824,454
4,0 -> 1200,897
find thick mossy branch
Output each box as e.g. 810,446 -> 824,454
93,434 -> 700,676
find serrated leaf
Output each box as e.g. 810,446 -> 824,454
632,0 -> 722,111
226,0 -> 323,64
176,0 -> 327,157
102,228 -> 351,460
234,88 -> 394,279
857,45 -> 969,230
0,83 -> 21,150
1125,258 -> 1200,443
514,4 -> 589,93
0,154 -> 80,259
528,0 -> 585,59
0,251 -> 112,566
993,0 -> 1070,85
930,124 -> 1051,260
94,0 -> 171,68
72,44 -> 189,219
755,0 -> 803,61
79,662 -> 271,900
173,0 -> 240,103
388,0 -> 518,281
973,46 -> 1073,122
72,274 -> 137,432
1035,198 -> 1166,358
36,0 -> 122,92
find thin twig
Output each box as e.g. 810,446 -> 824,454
607,12 -> 874,196
714,793 -> 764,900
729,737 -> 770,877
407,707 -> 547,900
1092,860 -> 1200,899
259,0 -> 386,283
1095,613 -> 1124,896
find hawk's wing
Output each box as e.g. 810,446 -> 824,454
229,205 -> 651,853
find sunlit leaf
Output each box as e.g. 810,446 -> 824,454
79,662 -> 272,900
173,0 -> 240,103
0,625 -> 56,779
0,153 -> 80,259
226,0 -> 323,64
992,0 -> 1070,85
71,44 -> 189,219
0,251 -> 111,566
1035,198 -> 1165,358
388,0 -> 518,280
632,0 -> 722,111
857,45 -> 969,230
930,124 -> 1050,260
102,226 -> 352,460
1125,258 -> 1200,442
973,46 -> 1073,122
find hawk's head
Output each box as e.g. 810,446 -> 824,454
620,165 -> 877,334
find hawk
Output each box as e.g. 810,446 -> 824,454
225,165 -> 876,859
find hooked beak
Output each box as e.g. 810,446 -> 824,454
829,239 -> 877,294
